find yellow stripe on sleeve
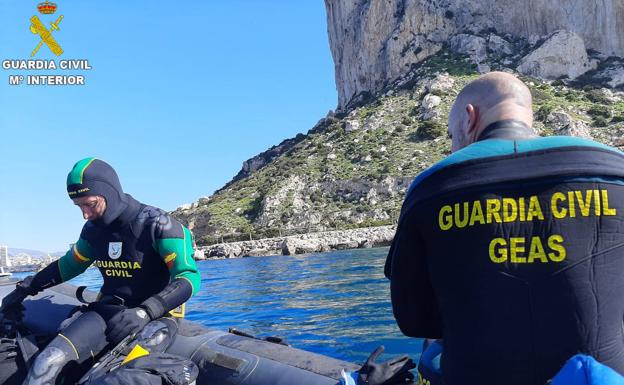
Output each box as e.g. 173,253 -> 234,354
73,245 -> 90,262
164,252 -> 177,263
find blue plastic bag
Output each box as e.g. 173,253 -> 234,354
551,354 -> 624,385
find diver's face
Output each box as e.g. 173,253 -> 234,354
72,195 -> 106,221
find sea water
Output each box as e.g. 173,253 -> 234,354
15,247 -> 424,363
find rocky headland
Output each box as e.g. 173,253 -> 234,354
326,0 -> 624,108
175,1 -> 624,259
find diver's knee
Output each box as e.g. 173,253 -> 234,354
23,336 -> 77,385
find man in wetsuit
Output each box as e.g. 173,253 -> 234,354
0,158 -> 201,385
385,72 -> 624,385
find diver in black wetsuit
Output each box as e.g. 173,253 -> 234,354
385,72 -> 624,385
0,158 -> 201,385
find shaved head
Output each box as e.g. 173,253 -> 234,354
448,72 -> 534,152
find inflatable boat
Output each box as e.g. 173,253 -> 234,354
0,279 -> 363,385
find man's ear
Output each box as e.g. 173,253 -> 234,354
465,104 -> 479,137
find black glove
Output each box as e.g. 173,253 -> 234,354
105,307 -> 151,345
1,276 -> 38,321
357,346 -> 416,385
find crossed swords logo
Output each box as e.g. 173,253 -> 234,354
30,15 -> 64,57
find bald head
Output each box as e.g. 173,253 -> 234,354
448,72 -> 534,152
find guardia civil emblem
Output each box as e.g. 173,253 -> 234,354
108,242 -> 123,260
30,1 -> 64,57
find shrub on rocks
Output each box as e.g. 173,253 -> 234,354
536,105 -> 555,121
610,115 -> 624,123
587,105 -> 612,119
418,120 -> 447,139
585,89 -> 614,104
592,116 -> 610,127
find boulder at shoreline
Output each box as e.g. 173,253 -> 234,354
198,225 -> 396,259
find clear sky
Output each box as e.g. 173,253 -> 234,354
0,1 -> 337,252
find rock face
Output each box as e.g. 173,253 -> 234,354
325,0 -> 624,107
595,59 -> 624,88
256,175 -> 311,228
488,34 -> 513,56
449,34 -> 487,63
221,135 -> 305,190
605,67 -> 624,88
546,111 -> 592,139
517,30 -> 596,79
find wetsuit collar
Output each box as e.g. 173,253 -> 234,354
110,194 -> 142,228
476,119 -> 537,142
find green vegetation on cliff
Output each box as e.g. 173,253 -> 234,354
174,49 -> 624,246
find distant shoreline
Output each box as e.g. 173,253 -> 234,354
6,226 -> 396,269
195,225 -> 396,260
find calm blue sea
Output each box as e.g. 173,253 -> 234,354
14,247 -> 424,364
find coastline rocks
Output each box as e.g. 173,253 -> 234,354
334,240 -> 360,250
517,30 -> 596,80
200,226 -> 396,259
208,243 -> 243,258
282,238 -> 323,255
193,249 -> 206,260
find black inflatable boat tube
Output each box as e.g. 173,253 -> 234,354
0,281 -> 359,385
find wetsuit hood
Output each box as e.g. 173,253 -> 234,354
67,158 -> 129,225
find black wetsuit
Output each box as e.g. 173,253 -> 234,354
385,123 -> 624,385
69,196 -> 199,307
19,158 -> 201,385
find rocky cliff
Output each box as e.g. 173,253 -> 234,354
325,0 -> 624,108
173,6 -> 624,251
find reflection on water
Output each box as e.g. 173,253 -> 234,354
16,247 -> 423,363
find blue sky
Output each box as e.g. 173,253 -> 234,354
0,1 -> 337,252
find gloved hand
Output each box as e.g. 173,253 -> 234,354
357,346 -> 416,385
1,276 -> 38,321
105,307 -> 151,345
